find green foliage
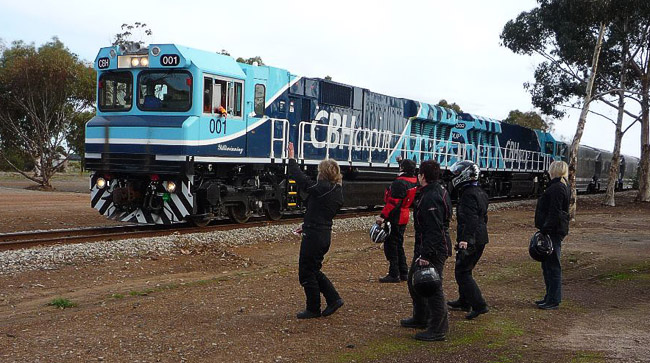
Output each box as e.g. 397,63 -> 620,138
218,49 -> 230,56
112,22 -> 152,47
504,110 -> 551,131
0,37 -> 95,187
437,99 -> 463,113
66,110 -> 95,165
324,75 -> 333,81
236,56 -> 265,66
48,298 -> 77,309
501,0 -> 650,118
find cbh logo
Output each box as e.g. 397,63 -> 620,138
309,110 -> 393,152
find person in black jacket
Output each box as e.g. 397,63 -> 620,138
376,159 -> 418,283
534,161 -> 570,310
447,161 -> 490,320
400,160 -> 452,342
287,142 -> 345,319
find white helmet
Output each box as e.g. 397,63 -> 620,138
369,222 -> 391,243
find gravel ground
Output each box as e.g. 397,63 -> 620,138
0,216 -> 373,275
0,192 -> 618,276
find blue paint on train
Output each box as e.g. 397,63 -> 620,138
87,43 -> 564,170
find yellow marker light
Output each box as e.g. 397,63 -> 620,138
166,181 -> 177,193
131,57 -> 140,67
96,177 -> 106,189
140,57 -> 149,67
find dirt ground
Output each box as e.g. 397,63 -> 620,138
0,172 -> 121,233
1,177 -> 649,362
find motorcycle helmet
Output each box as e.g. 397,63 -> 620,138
450,160 -> 480,188
369,221 -> 391,243
529,231 -> 554,262
412,265 -> 442,297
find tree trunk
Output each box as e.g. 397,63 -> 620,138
637,78 -> 650,202
603,36 -> 628,207
568,23 -> 606,219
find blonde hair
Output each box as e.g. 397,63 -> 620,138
549,161 -> 569,184
318,159 -> 343,185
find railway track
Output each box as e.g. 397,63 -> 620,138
0,210 -> 378,252
1,192 -> 607,252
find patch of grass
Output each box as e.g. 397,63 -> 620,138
333,337 -> 421,363
490,351 -> 523,363
111,293 -> 124,299
570,351 -> 605,363
129,288 -> 155,296
332,316 -> 526,362
598,262 -> 650,283
47,298 -> 77,309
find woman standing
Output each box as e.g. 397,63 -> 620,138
447,161 -> 490,320
400,160 -> 452,341
534,161 -> 570,310
287,142 -> 345,319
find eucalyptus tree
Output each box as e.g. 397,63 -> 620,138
0,38 -> 95,189
623,0 -> 650,202
504,110 -> 551,131
501,0 -> 610,218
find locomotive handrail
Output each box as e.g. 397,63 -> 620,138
296,121 -> 553,173
270,118 -> 290,160
297,122 -> 464,167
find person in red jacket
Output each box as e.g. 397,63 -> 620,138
376,158 -> 418,283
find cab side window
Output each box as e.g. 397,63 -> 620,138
254,84 -> 266,116
204,76 -> 243,117
203,77 -> 212,113
545,141 -> 555,154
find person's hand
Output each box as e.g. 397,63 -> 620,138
287,142 -> 295,159
458,241 -> 468,249
417,258 -> 430,266
376,216 -> 384,225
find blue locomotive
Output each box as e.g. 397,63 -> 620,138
86,43 -> 637,225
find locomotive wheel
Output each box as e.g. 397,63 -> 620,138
228,205 -> 251,224
264,200 -> 282,221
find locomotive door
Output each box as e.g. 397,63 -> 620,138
287,97 -> 302,148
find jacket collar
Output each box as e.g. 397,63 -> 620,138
419,181 -> 439,193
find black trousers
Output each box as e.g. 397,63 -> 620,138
454,244 -> 487,310
383,224 -> 408,277
298,228 -> 341,313
406,255 -> 449,335
541,236 -> 562,304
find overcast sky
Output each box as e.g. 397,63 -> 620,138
0,0 -> 642,156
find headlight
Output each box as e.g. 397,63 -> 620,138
96,177 -> 106,189
131,57 -> 140,67
165,181 -> 177,193
140,57 -> 149,67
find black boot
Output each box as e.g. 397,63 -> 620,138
447,299 -> 471,312
414,329 -> 446,341
465,306 -> 489,320
400,317 -> 427,329
379,275 -> 401,283
296,310 -> 321,319
322,299 -> 344,317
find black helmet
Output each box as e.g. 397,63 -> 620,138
399,159 -> 416,175
369,222 -> 391,243
529,231 -> 553,262
450,160 -> 480,188
412,265 -> 442,297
